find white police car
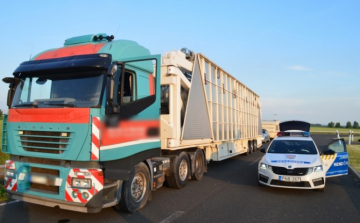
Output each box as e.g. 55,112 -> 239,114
258,121 -> 348,191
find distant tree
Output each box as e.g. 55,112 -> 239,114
328,122 -> 334,128
335,122 -> 341,128
354,121 -> 359,129
346,121 -> 352,128
311,123 -> 323,127
0,109 -> 3,119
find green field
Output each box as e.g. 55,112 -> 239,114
348,144 -> 360,173
311,126 -> 360,135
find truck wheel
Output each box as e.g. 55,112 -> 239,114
192,149 -> 205,181
118,162 -> 150,213
253,140 -> 257,153
245,142 -> 251,156
166,152 -> 190,189
249,142 -> 253,154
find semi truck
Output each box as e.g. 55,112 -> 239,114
2,33 -> 262,213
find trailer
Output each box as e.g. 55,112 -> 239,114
2,33 -> 262,213
262,120 -> 280,139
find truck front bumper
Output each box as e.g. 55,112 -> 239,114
9,190 -> 104,213
4,160 -> 109,213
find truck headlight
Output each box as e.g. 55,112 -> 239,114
71,178 -> 92,189
314,165 -> 323,172
5,169 -> 15,178
260,163 -> 272,171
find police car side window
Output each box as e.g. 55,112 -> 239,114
328,141 -> 346,153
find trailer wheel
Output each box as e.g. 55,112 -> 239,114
245,142 -> 251,156
249,142 -> 253,154
252,140 -> 257,153
118,162 -> 150,213
192,149 -> 205,181
167,152 -> 190,189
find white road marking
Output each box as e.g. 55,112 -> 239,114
250,157 -> 262,165
159,211 -> 185,223
0,200 -> 20,207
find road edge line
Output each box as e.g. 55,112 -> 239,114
349,165 -> 360,181
0,200 -> 20,207
159,211 -> 184,223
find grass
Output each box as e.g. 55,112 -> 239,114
348,144 -> 360,173
0,184 -> 10,203
311,126 -> 360,135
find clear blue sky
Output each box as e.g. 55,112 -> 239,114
0,0 -> 359,125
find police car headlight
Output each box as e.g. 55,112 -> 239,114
260,163 -> 267,170
260,163 -> 272,171
314,165 -> 323,172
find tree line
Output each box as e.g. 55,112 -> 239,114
327,121 -> 359,128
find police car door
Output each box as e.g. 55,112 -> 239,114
321,139 -> 348,177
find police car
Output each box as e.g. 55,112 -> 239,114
258,121 -> 348,191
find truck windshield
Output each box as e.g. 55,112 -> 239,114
11,70 -> 106,108
267,140 -> 318,155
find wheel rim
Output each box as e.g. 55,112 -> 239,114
179,159 -> 188,181
195,154 -> 203,174
131,172 -> 147,202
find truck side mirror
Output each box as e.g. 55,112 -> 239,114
260,147 -> 266,153
7,89 -> 13,107
106,63 -> 120,115
3,77 -> 17,108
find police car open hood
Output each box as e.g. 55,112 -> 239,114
264,153 -> 321,168
280,121 -> 310,132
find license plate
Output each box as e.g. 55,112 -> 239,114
30,174 -> 48,184
279,176 -> 301,182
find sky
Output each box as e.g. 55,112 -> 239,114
0,0 -> 359,125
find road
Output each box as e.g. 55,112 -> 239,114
1,134 -> 360,223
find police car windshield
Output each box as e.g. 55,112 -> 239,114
267,140 -> 317,154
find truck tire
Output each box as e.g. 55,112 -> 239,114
166,152 -> 190,189
245,142 -> 251,156
118,162 -> 150,213
249,142 -> 253,154
252,140 -> 257,153
192,149 -> 205,181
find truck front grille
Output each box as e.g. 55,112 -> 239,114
19,130 -> 71,154
271,167 -> 310,176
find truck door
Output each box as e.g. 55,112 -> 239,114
321,139 -> 348,177
101,55 -> 162,160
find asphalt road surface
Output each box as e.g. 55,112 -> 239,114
1,134 -> 360,223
